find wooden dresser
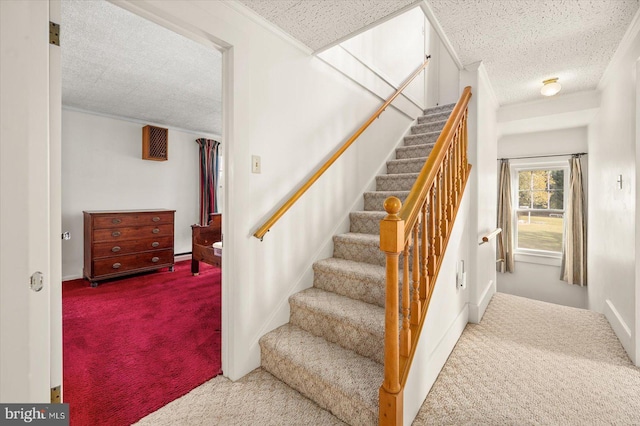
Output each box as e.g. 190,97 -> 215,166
83,209 -> 175,287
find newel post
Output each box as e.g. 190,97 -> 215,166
379,196 -> 404,426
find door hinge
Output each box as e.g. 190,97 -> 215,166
49,21 -> 60,46
51,385 -> 61,404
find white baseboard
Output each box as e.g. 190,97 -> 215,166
468,280 -> 495,324
604,299 -> 634,361
175,253 -> 192,262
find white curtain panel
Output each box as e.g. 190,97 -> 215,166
497,160 -> 515,273
561,156 -> 587,286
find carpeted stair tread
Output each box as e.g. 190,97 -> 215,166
387,157 -> 427,174
260,323 -> 381,426
411,119 -> 447,135
417,110 -> 452,124
312,258 -> 388,307
349,211 -> 386,235
404,131 -> 440,147
376,172 -> 420,191
333,232 -> 384,266
423,103 -> 455,115
289,288 -> 385,363
396,143 -> 435,160
363,191 -> 410,211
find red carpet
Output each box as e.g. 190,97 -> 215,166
63,260 -> 221,426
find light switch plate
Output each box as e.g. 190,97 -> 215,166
252,155 -> 261,174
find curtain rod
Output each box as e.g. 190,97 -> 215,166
498,152 -> 586,161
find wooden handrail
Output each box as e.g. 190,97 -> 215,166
253,56 -> 432,240
379,87 -> 472,425
399,86 -> 472,239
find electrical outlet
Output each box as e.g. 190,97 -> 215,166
252,155 -> 261,174
456,260 -> 466,289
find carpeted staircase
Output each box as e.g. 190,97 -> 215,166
259,103 -> 456,426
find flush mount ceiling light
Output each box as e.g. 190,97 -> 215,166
541,78 -> 561,96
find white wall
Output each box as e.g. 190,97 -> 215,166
115,0 -> 418,380
497,127 -> 589,309
340,7 -> 426,106
588,13 -> 640,364
425,26 -> 460,108
461,62 -> 499,323
61,109 -> 211,280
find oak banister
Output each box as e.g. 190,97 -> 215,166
253,56 -> 431,240
379,86 -> 472,426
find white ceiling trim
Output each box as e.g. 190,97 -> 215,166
110,0 -> 229,51
222,0 -> 314,55
598,6 -> 640,90
312,1 -> 423,55
419,0 -> 463,70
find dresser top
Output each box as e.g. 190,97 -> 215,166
83,209 -> 175,214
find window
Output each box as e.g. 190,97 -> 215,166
512,162 -> 569,257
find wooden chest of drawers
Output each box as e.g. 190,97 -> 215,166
83,209 -> 175,287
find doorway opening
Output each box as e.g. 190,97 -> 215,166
59,0 -> 228,423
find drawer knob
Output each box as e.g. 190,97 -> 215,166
151,242 -> 160,248
111,246 -> 121,253
152,228 -> 160,234
151,257 -> 160,263
112,231 -> 121,237
152,216 -> 161,222
112,218 -> 122,224
112,262 -> 121,269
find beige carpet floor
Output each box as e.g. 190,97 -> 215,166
135,292 -> 640,425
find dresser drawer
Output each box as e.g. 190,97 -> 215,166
93,224 -> 173,242
92,236 -> 173,259
92,212 -> 174,229
92,249 -> 174,277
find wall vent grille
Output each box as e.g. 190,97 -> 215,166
142,125 -> 168,161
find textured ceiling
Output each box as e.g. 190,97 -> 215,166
428,0 -> 639,105
238,0 -> 419,51
239,0 -> 638,106
61,0 -> 222,135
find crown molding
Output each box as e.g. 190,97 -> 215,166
598,6 -> 640,90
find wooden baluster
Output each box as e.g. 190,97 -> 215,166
401,238 -> 411,357
463,110 -> 469,177
455,127 -> 462,200
435,173 -> 445,255
458,123 -> 464,193
379,197 -> 404,425
448,144 -> 455,218
420,202 -> 428,301
429,185 -> 439,273
439,166 -> 448,236
411,221 -> 421,325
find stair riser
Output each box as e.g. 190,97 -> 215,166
290,303 -> 384,364
260,344 -> 377,426
349,214 -> 383,235
404,132 -> 439,147
411,121 -> 445,134
363,192 -> 408,211
333,238 -> 414,267
396,144 -> 434,160
424,104 -> 455,115
313,267 -> 385,307
387,159 -> 425,174
334,238 -> 385,267
417,111 -> 450,124
376,175 -> 418,191
313,266 -> 406,309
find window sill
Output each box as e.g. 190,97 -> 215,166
514,252 -> 562,267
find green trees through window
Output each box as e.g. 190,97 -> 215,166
516,169 -> 565,253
